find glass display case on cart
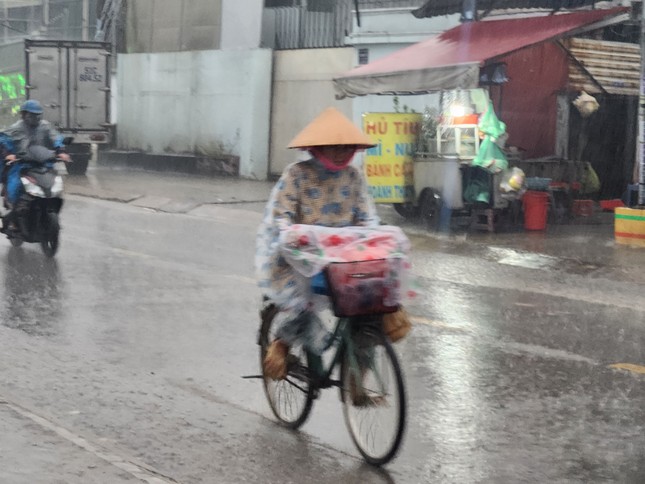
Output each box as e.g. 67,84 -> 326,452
436,124 -> 479,159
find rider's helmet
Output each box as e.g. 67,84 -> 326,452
20,100 -> 44,128
20,100 -> 44,114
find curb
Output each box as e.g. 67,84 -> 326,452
66,186 -> 142,204
97,150 -> 240,177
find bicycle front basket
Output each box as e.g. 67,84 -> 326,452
325,259 -> 399,317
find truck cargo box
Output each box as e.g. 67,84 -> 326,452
0,39 -> 112,174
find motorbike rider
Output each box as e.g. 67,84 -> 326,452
1,100 -> 70,230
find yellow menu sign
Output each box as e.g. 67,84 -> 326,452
362,112 -> 420,203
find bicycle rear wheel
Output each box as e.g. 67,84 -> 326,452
341,329 -> 406,466
259,305 -> 314,429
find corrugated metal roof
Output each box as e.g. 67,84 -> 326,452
412,0 -> 597,18
1,0 -> 42,7
566,37 -> 640,95
334,7 -> 629,97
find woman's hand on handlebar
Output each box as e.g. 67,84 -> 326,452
4,154 -> 16,165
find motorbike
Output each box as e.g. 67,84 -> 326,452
1,145 -> 65,257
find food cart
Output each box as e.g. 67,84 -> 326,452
362,89 -> 514,230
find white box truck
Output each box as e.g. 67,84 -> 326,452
0,39 -> 112,175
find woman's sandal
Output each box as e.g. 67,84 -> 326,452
349,374 -> 387,407
263,339 -> 289,380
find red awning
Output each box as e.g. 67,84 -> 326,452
334,7 -> 629,98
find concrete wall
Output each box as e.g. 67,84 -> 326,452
268,45 -> 440,178
126,0 -> 265,53
116,49 -> 272,179
126,0 -> 222,52
270,48 -> 354,176
221,0 -> 263,50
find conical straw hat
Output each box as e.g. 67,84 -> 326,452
288,107 -> 375,149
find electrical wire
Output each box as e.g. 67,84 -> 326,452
0,21 -> 27,34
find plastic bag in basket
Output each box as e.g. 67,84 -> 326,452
279,225 -> 413,312
326,258 -> 400,317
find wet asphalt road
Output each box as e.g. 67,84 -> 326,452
1,188 -> 645,483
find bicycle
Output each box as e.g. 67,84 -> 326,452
256,262 -> 407,466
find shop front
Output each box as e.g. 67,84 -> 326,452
334,7 -> 631,231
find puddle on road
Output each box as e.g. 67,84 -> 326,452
487,246 -> 601,275
404,229 -> 605,276
488,247 -> 559,270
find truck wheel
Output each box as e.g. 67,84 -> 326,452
419,189 -> 442,231
66,155 -> 90,175
392,203 -> 419,220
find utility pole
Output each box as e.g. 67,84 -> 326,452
42,0 -> 49,36
3,2 -> 8,44
640,0 -> 645,205
82,0 -> 89,40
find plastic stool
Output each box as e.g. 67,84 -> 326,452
623,184 -> 639,207
572,199 -> 593,217
470,208 -> 496,232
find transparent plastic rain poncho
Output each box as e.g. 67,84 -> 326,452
255,156 -> 413,350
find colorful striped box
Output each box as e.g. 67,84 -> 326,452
615,207 -> 645,247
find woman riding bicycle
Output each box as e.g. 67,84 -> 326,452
255,107 -> 379,379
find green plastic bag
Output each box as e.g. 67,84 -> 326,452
463,166 -> 492,204
580,162 -> 600,194
472,101 -> 508,173
472,137 -> 508,173
478,100 -> 506,138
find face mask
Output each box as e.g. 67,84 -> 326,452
309,147 -> 356,172
24,113 -> 41,128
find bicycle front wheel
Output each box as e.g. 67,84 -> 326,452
259,305 -> 314,429
341,330 -> 406,466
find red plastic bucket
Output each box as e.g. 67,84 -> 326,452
523,191 -> 549,231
